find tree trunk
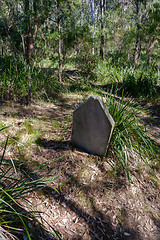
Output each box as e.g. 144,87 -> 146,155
91,0 -> 95,55
100,0 -> 105,60
33,0 -> 38,59
147,39 -> 158,64
133,35 -> 141,64
57,0 -> 62,82
133,0 -> 141,64
24,0 -> 29,62
24,0 -> 33,63
1,39 -> 4,56
16,4 -> 31,104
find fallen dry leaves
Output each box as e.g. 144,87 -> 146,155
0,96 -> 159,240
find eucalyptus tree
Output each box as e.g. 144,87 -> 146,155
106,0 -> 159,65
131,0 -> 147,64
56,0 -> 62,81
144,0 -> 160,64
129,0 -> 160,64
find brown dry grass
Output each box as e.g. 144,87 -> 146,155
0,94 -> 159,240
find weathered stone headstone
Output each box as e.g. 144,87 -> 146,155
72,96 -> 115,156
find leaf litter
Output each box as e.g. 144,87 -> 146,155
0,96 -> 159,240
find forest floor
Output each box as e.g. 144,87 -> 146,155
0,85 -> 160,240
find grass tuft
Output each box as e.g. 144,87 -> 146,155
122,70 -> 159,99
105,88 -> 159,180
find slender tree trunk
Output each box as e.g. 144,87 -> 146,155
147,39 -> 158,64
33,0 -> 38,59
91,0 -> 95,55
23,0 -> 38,103
133,0 -> 141,64
24,0 -> 34,63
134,34 -> 141,64
100,0 -> 105,60
1,39 -> 4,56
57,0 -> 62,82
16,4 -> 31,104
22,33 -> 32,104
24,0 -> 30,63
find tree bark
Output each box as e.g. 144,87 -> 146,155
16,4 -> 31,104
134,35 -> 141,64
147,39 -> 158,64
100,0 -> 105,60
33,0 -> 38,58
91,0 -> 95,55
1,39 -> 4,56
24,0 -> 29,62
57,0 -> 62,82
24,0 -> 34,63
133,0 -> 141,64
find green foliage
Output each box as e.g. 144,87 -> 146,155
76,42 -> 98,75
0,56 -> 28,99
105,89 -> 159,180
96,61 -> 127,83
122,68 -> 159,98
95,61 -> 159,100
0,56 -> 65,101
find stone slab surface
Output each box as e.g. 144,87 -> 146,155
72,96 -> 115,156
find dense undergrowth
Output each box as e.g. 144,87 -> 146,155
0,56 -> 160,102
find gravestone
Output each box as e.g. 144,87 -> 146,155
72,96 -> 115,156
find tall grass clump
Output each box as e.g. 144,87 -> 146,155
0,127 -> 60,239
95,61 -> 137,86
105,89 -> 159,180
0,56 -> 64,102
0,57 -> 29,100
122,68 -> 159,98
96,61 -> 122,84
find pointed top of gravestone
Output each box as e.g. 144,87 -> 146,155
72,95 -> 115,156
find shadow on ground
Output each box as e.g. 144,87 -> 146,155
1,77 -> 159,239
35,137 -> 71,151
19,157 -> 141,240
14,143 -> 144,240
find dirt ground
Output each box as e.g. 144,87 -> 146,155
0,94 -> 159,240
